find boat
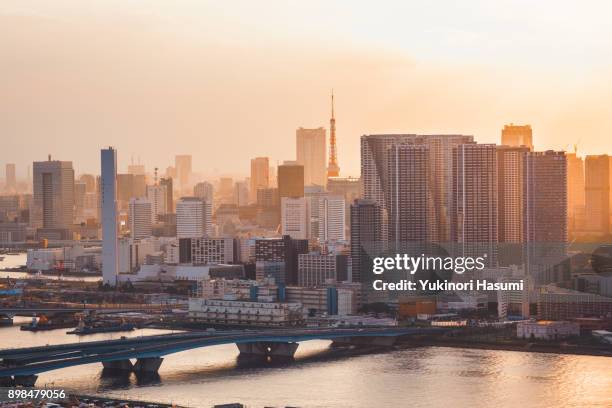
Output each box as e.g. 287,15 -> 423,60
0,256 -> 5,261
20,315 -> 76,331
66,319 -> 136,335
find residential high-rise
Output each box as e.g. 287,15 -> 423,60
524,151 -> 567,281
387,143 -> 431,245
32,157 -> 75,231
327,91 -> 340,178
281,197 -> 309,240
502,124 -> 533,150
175,155 -> 192,191
176,197 -> 212,238
128,198 -> 152,239
160,177 -> 174,213
451,144 -> 498,262
497,146 -> 529,243
296,127 -> 326,187
350,199 -> 383,284
5,164 -> 16,191
318,195 -> 346,242
278,161 -> 304,199
250,157 -> 270,203
566,151 -> 585,234
101,147 -> 118,285
361,134 -> 473,242
584,155 -> 611,235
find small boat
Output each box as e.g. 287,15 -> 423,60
0,256 -> 5,261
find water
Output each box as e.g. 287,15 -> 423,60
0,322 -> 610,407
0,253 -> 100,282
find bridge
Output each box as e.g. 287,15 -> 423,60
0,327 -> 445,386
0,305 -> 183,318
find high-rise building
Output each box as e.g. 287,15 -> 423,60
350,199 -> 383,284
74,181 -> 87,224
78,174 -> 96,193
128,198 -> 152,239
32,157 -> 75,230
387,143 -> 431,245
327,91 -> 340,178
451,144 -> 498,262
296,127 -> 327,187
278,161 -> 304,199
101,147 -> 118,285
502,124 -> 533,150
298,253 -> 348,286
566,152 -> 585,234
194,181 -> 214,203
176,197 -> 212,238
175,155 -> 192,191
327,176 -> 360,232
127,164 -> 145,175
524,151 -> 567,281
5,163 -> 16,192
497,146 -> 529,243
318,195 -> 346,242
146,184 -> 167,222
255,235 -> 309,285
234,181 -> 249,206
116,173 -> 146,210
160,177 -> 174,213
584,155 -> 611,235
250,157 -> 270,203
361,134 -> 473,242
281,197 -> 309,240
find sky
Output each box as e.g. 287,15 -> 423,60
2,0 -> 612,179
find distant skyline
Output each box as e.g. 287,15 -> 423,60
3,1 -> 612,177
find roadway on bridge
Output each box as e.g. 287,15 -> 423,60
0,327 -> 444,379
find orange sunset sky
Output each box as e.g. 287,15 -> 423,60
2,1 -> 612,178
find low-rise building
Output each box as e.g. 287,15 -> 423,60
188,298 -> 303,326
517,320 -> 580,340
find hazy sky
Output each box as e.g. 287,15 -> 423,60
2,1 -> 612,179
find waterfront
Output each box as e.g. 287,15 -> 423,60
0,322 -> 610,408
0,253 -> 100,282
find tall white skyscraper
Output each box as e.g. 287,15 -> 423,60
129,198 -> 152,239
318,195 -> 346,242
281,196 -> 309,240
101,147 -> 118,286
176,197 -> 212,238
296,127 -> 327,187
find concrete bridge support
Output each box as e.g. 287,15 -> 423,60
133,357 -> 163,373
237,342 -> 299,358
331,335 -> 398,348
102,359 -> 133,371
13,375 -> 38,387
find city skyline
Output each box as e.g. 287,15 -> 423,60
3,1 -> 612,176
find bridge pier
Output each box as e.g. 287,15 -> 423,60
0,376 -> 14,386
133,357 -> 163,373
331,335 -> 398,348
13,375 -> 38,387
102,359 -> 133,371
237,342 -> 299,359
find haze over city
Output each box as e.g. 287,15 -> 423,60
3,0 -> 612,177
